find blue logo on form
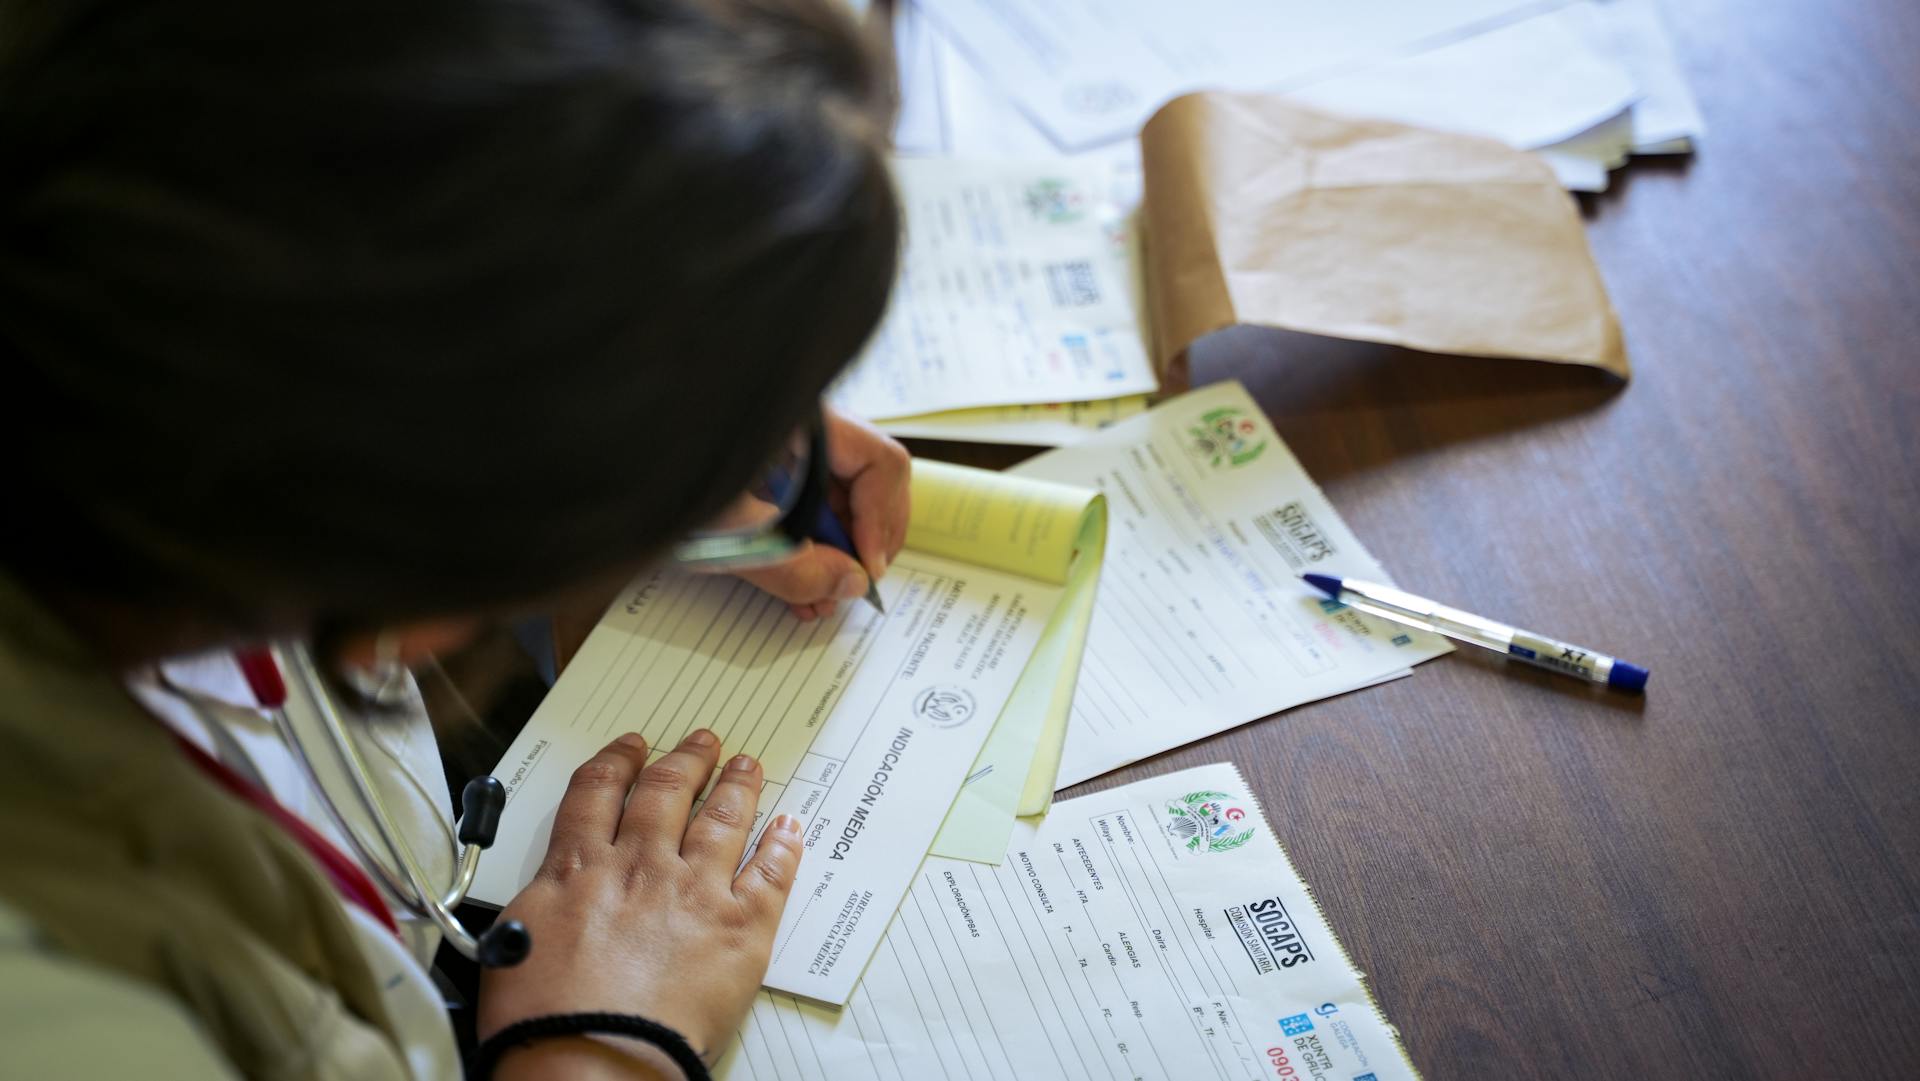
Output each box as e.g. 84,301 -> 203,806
1279,1013 -> 1314,1036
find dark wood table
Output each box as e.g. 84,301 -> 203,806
894,2 -> 1920,1076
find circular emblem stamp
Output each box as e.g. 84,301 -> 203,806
1164,790 -> 1254,853
1186,407 -> 1268,470
912,686 -> 977,729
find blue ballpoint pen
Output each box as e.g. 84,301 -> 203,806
762,463 -> 886,615
809,503 -> 886,613
1303,573 -> 1648,692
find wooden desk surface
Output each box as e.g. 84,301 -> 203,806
900,2 -> 1920,1075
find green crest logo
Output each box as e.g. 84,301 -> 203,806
1024,178 -> 1086,224
1164,790 -> 1254,854
1187,408 -> 1266,469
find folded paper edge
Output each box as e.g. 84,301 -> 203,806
1138,91 -> 1631,382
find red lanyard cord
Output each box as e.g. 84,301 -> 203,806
170,728 -> 402,936
157,648 -> 403,937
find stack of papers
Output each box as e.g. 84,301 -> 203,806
828,158 -> 1155,428
475,461 -> 1108,1003
900,0 -> 1703,194
476,383 -> 1447,1011
868,1 -> 1695,447
829,156 -> 1154,446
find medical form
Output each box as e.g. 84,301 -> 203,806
828,158 -> 1157,421
718,761 -> 1418,1081
1011,380 -> 1453,787
473,554 -> 1056,1003
472,463 -> 1115,1003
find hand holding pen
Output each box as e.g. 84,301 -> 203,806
733,408 -> 910,620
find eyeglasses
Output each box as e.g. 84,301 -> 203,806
667,404 -> 829,570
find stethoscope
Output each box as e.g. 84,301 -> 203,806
231,643 -> 532,968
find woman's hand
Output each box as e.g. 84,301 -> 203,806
478,729 -> 802,1075
733,407 -> 910,620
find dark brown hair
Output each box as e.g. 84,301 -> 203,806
0,0 -> 900,631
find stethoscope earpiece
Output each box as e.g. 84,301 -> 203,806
458,776 -> 507,847
477,920 -> 532,968
457,776 -> 529,968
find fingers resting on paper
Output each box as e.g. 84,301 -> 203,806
487,729 -> 803,1065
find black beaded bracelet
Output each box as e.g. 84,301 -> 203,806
472,1012 -> 713,1081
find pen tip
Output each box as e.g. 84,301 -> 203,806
1302,573 -> 1343,599
865,583 -> 886,615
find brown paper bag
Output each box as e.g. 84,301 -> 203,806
1140,92 -> 1628,391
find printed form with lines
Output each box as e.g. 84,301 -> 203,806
1012,379 -> 1452,786
718,762 -> 1417,1081
473,558 -> 1054,1002
470,459 -> 1102,1003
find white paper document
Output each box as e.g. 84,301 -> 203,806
891,0 -> 949,155
472,556 -> 1058,1003
717,761 -> 1418,1081
1284,3 -> 1638,151
828,158 -> 1156,421
920,0 -> 1549,150
1572,0 -> 1705,150
1537,110 -> 1636,191
878,394 -> 1150,447
933,28 -> 1147,205
1010,381 -> 1451,788
916,0 -> 1696,197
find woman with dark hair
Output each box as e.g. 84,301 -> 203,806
0,0 -> 907,1077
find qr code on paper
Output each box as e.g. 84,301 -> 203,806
1044,260 -> 1101,307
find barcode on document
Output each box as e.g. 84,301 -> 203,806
1044,260 -> 1101,307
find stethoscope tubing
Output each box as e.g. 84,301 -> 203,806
240,643 -> 528,967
